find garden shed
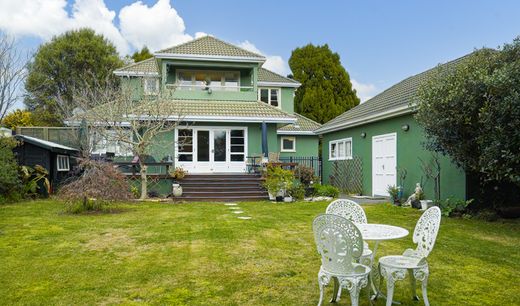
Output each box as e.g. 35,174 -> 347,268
13,135 -> 79,191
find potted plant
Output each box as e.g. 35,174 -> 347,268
263,165 -> 294,202
169,167 -> 187,197
387,185 -> 400,205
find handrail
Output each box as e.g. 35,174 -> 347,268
165,83 -> 254,91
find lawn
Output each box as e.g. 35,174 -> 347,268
0,200 -> 519,305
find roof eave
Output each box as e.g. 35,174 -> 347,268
258,81 -> 301,88
154,53 -> 266,63
315,105 -> 415,134
113,71 -> 159,77
276,130 -> 316,135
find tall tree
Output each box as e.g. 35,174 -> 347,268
0,33 -> 28,122
24,28 -> 123,125
289,44 -> 360,124
416,37 -> 520,188
131,46 -> 153,63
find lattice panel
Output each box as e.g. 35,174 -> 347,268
329,157 -> 363,195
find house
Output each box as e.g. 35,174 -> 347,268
315,56 -> 467,201
13,135 -> 79,192
104,35 -> 320,176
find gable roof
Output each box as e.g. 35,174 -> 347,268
14,135 -> 78,154
155,36 -> 266,63
315,54 -> 471,134
277,113 -> 321,135
114,58 -> 159,76
258,68 -> 300,87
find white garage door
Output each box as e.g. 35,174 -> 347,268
372,133 -> 397,196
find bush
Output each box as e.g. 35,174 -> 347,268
294,165 -> 317,187
0,137 -> 22,203
288,183 -> 306,200
314,184 -> 340,198
263,165 -> 294,197
438,198 -> 474,217
59,159 -> 131,213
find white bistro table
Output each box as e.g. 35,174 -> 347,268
356,223 -> 409,301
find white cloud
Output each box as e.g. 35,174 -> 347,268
238,40 -> 289,76
351,79 -> 378,102
194,32 -> 211,39
119,0 -> 192,52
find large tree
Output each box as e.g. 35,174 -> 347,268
288,44 -> 360,124
24,28 -> 124,125
131,46 -> 153,63
416,37 -> 520,188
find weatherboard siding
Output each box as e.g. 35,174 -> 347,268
322,114 -> 466,200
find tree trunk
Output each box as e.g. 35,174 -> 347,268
139,160 -> 148,200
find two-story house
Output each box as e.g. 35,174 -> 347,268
110,36 -> 320,174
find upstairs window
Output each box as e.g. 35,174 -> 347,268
176,69 -> 240,91
329,138 -> 352,160
144,78 -> 159,95
280,136 -> 296,152
259,88 -> 280,107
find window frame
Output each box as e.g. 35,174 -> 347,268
143,77 -> 159,95
280,136 -> 296,153
176,69 -> 241,91
258,87 -> 281,108
329,137 -> 353,161
56,155 -> 70,171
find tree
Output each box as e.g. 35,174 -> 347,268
416,37 -> 520,187
73,76 -> 185,200
24,28 -> 124,125
288,44 -> 360,124
2,109 -> 37,130
131,46 -> 153,63
0,33 -> 28,122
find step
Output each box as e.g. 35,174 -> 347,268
182,187 -> 264,192
173,195 -> 269,202
182,190 -> 268,195
181,181 -> 263,187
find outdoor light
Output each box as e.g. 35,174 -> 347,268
401,124 -> 410,132
360,132 -> 366,138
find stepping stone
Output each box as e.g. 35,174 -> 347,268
228,207 -> 241,210
237,216 -> 252,220
232,211 -> 244,214
224,203 -> 238,206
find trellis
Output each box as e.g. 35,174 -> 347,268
329,157 -> 363,195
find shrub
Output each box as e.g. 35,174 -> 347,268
169,167 -> 188,180
0,137 -> 22,203
59,159 -> 131,213
438,198 -> 474,217
288,183 -> 306,200
314,184 -> 340,198
19,165 -> 50,198
294,165 -> 317,187
263,165 -> 294,197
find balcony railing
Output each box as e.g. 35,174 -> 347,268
166,83 -> 255,92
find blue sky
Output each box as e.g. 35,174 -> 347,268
1,0 -> 519,102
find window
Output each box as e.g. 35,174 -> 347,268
90,129 -> 133,156
144,78 -> 159,95
177,129 -> 193,161
259,88 -> 280,107
230,129 -> 245,162
280,136 -> 296,152
176,69 -> 240,91
329,138 -> 352,160
57,155 -> 70,171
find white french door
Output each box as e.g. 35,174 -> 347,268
175,127 -> 247,173
372,133 -> 397,196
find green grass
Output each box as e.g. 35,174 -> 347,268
0,200 -> 519,305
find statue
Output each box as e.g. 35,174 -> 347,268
404,183 -> 423,208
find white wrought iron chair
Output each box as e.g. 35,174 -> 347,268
326,199 -> 373,265
312,214 -> 371,306
378,206 -> 441,306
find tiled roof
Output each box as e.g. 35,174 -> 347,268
258,68 -> 299,85
316,54 -> 471,133
135,99 -> 296,123
156,36 -> 265,60
278,113 -> 321,134
114,58 -> 159,76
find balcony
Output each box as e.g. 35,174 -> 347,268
165,83 -> 257,101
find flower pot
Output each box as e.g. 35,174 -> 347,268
420,200 -> 432,211
268,193 -> 276,201
284,196 -> 293,203
172,183 -> 183,197
275,196 -> 284,202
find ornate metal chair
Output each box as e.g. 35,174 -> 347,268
312,214 -> 371,306
378,206 -> 441,306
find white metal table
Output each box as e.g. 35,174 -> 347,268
356,223 -> 409,301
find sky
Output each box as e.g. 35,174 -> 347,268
0,0 -> 519,105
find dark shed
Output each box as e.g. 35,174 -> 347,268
13,135 -> 79,192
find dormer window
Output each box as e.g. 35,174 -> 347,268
144,78 -> 159,95
177,69 -> 240,91
259,88 -> 280,107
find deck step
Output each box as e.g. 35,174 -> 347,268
176,174 -> 268,201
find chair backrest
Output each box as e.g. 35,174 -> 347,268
268,152 -> 280,162
413,206 -> 442,258
313,214 -> 364,274
326,199 -> 368,224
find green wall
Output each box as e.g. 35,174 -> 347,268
321,114 -> 466,200
277,135 -> 319,158
281,88 -> 294,114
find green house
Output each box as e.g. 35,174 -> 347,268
103,36 -> 320,174
315,56 -> 467,201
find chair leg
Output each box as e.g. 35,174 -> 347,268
408,268 -> 419,300
336,287 -> 342,302
421,275 -> 429,306
318,281 -> 324,306
330,277 -> 339,303
385,275 -> 395,306
349,283 -> 362,306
